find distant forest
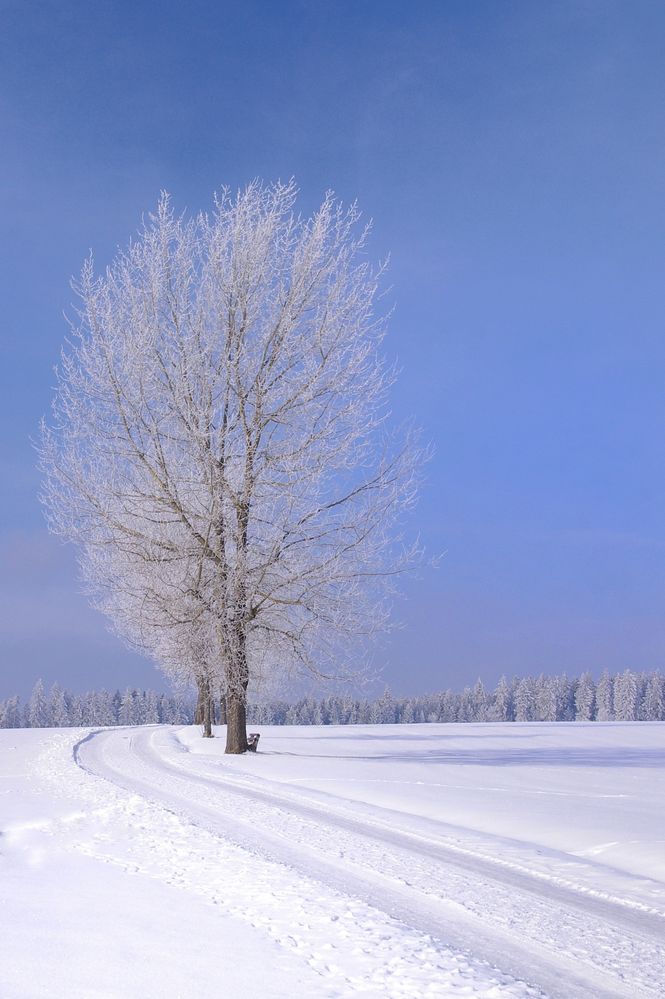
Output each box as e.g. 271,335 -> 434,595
1,669 -> 664,729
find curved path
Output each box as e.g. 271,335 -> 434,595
76,727 -> 665,999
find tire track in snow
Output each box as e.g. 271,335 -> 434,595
77,727 -> 665,999
167,730 -> 665,922
55,728 -> 538,999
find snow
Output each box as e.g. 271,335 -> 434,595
1,731 -> 323,999
180,722 -> 665,903
2,722 -> 664,998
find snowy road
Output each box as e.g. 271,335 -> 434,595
74,725 -> 665,999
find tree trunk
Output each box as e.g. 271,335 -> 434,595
223,592 -> 249,753
219,691 -> 227,726
196,676 -> 214,738
202,687 -> 213,737
225,689 -> 248,753
194,684 -> 204,725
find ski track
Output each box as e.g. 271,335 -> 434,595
31,726 -> 665,999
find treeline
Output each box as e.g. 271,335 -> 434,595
255,669 -> 665,725
0,681 -> 193,730
1,669 -> 664,730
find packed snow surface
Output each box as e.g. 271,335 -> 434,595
1,722 -> 664,998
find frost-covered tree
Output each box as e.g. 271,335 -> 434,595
10,697 -> 22,727
554,674 -> 575,721
320,694 -> 339,725
144,689 -> 160,725
613,669 -> 639,721
133,691 -> 149,726
28,679 -> 49,728
400,699 -> 416,723
470,678 -> 489,721
514,676 -> 536,722
158,693 -> 172,724
374,687 -> 396,724
641,672 -> 664,721
455,686 -> 473,722
48,682 -> 69,727
99,689 -> 118,726
284,703 -> 300,725
112,689 -> 122,721
535,675 -> 557,721
613,670 -> 634,721
490,675 -> 512,721
595,670 -> 614,721
574,672 -> 596,721
40,181 -> 424,752
68,695 -> 85,726
437,689 -> 457,722
166,689 -> 193,724
118,688 -> 137,726
0,697 -> 21,729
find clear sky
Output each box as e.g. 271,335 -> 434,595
2,0 -> 665,700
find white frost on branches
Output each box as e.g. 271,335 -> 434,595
40,181 -> 425,742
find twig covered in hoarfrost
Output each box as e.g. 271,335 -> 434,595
39,180 -> 426,751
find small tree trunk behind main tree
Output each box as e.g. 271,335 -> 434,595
195,676 -> 214,738
194,685 -> 204,725
202,687 -> 213,737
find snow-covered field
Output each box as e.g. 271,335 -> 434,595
2,723 -> 664,998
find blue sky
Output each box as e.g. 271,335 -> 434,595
2,1 -> 665,699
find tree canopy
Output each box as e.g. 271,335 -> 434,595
40,181 -> 423,750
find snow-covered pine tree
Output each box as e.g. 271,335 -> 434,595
535,675 -> 557,721
574,672 -> 596,721
641,672 -> 665,721
48,682 -> 69,727
470,679 -> 489,721
68,695 -> 85,726
28,679 -> 48,728
514,676 -> 536,722
118,688 -> 137,726
595,670 -> 614,721
1,696 -> 21,728
491,675 -> 512,721
554,675 -> 575,721
144,690 -> 160,725
613,670 -> 639,721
